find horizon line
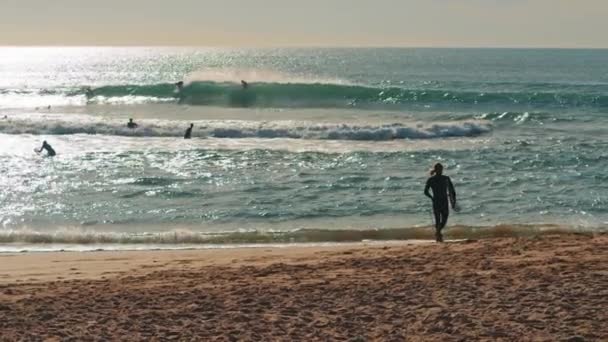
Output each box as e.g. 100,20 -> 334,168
1,44 -> 608,50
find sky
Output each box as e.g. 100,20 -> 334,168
0,0 -> 607,47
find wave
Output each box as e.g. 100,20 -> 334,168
473,111 -> 578,124
0,225 -> 598,249
3,81 -> 608,109
0,115 -> 492,141
86,82 -> 608,108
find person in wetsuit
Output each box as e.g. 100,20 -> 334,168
127,118 -> 138,129
424,163 -> 456,242
36,140 -> 56,157
184,123 -> 194,139
241,80 -> 248,89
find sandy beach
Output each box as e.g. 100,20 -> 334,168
0,234 -> 606,341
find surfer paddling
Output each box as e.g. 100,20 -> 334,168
424,163 -> 457,242
36,140 -> 56,157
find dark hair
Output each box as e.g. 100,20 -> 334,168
430,163 -> 443,176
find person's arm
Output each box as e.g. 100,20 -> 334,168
424,179 -> 433,201
35,143 -> 46,153
447,177 -> 456,208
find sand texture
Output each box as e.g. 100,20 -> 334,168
0,234 -> 606,341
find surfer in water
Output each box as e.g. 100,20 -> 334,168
175,81 -> 184,91
241,80 -> 248,89
184,123 -> 194,139
424,163 -> 457,242
36,141 -> 56,157
127,118 -> 138,129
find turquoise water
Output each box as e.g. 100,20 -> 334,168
1,47 -> 607,247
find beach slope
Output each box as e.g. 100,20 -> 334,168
0,234 -> 606,340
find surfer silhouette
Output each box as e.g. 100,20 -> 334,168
127,118 -> 138,129
241,80 -> 248,89
175,81 -> 184,91
184,123 -> 194,139
424,163 -> 456,242
36,140 -> 56,157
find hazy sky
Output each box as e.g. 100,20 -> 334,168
1,0 -> 607,47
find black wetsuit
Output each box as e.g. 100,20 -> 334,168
41,142 -> 56,157
424,175 -> 456,242
184,126 -> 193,139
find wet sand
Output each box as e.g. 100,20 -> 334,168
0,234 -> 606,341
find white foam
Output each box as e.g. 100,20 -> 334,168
0,113 -> 492,141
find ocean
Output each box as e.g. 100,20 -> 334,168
0,47 -> 607,250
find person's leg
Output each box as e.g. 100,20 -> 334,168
438,205 -> 449,242
435,202 -> 449,242
433,205 -> 442,242
436,226 -> 443,242
440,207 -> 449,229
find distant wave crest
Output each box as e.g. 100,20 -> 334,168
87,82 -> 608,108
2,80 -> 607,109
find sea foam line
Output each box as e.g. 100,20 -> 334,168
0,224 -> 599,249
0,114 -> 492,141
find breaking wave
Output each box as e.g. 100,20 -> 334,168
2,81 -> 607,109
0,115 -> 492,141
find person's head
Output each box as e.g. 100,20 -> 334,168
129,118 -> 133,122
430,163 -> 443,176
190,123 -> 194,128
42,140 -> 48,145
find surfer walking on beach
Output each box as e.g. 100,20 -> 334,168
424,163 -> 456,242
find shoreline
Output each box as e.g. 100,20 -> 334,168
0,223 -> 601,250
0,240 -> 432,285
0,233 -> 606,340
0,241 -> 431,284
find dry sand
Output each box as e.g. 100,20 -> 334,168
0,234 -> 606,341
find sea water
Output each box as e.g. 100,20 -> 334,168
0,47 -> 607,249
